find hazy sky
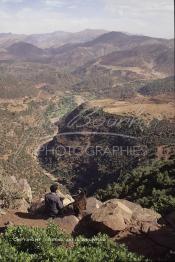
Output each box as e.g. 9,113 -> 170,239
0,0 -> 174,38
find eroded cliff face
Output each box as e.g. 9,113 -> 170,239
39,99 -> 175,195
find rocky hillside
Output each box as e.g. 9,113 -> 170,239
1,31 -> 173,70
100,44 -> 174,75
73,45 -> 174,97
47,32 -> 173,69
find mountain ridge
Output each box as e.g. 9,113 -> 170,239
0,29 -> 108,48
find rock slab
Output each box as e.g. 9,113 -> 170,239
90,199 -> 161,236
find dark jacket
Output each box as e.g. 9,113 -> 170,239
45,192 -> 63,217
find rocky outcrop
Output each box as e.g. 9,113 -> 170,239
90,199 -> 161,236
0,175 -> 32,211
28,196 -> 161,237
18,178 -> 32,203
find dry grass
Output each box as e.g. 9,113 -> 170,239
88,96 -> 175,121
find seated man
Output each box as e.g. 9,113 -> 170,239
45,184 -> 63,218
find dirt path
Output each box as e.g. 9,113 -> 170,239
0,209 -> 48,228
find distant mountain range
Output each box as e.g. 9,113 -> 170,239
46,32 -> 172,68
0,30 -> 174,99
0,29 -> 107,49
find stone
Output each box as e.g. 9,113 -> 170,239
90,199 -> 161,237
85,197 -> 102,214
13,198 -> 30,212
90,199 -> 133,236
18,179 -> 32,203
141,222 -> 160,234
0,176 -> 33,209
54,215 -> 79,234
118,199 -> 161,222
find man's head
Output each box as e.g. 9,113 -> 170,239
50,184 -> 58,193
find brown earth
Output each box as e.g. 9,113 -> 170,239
87,95 -> 175,121
0,209 -> 48,229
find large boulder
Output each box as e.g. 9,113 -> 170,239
85,197 -> 102,215
0,175 -> 32,209
54,215 -> 79,234
18,179 -> 32,203
118,199 -> 161,222
13,198 -> 30,212
10,178 -> 33,211
90,199 -> 161,236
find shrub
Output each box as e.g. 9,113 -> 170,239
0,238 -> 33,262
1,224 -> 148,262
97,159 -> 175,214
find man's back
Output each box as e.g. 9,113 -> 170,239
45,192 -> 63,217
